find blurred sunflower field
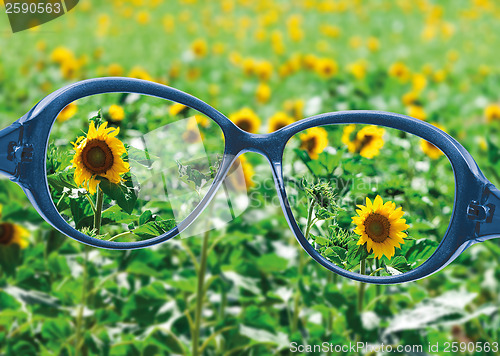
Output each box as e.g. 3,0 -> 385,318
1,0 -> 500,355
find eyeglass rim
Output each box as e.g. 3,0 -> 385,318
10,77 -> 491,284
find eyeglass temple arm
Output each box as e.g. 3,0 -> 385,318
471,184 -> 500,241
0,121 -> 26,179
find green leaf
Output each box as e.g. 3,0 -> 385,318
0,244 -> 22,276
132,219 -> 176,239
256,253 -> 288,273
405,239 -> 439,264
98,175 -> 137,214
47,171 -> 77,193
139,210 -> 153,225
101,205 -> 137,224
389,255 -> 411,272
345,240 -> 370,270
41,318 -> 72,342
313,234 -> 330,246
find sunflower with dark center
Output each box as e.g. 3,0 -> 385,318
229,108 -> 261,133
268,111 -> 294,132
341,124 -> 385,159
352,195 -> 409,260
71,121 -> 130,194
299,127 -> 328,159
0,222 -> 29,249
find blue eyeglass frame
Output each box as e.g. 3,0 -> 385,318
0,77 -> 499,284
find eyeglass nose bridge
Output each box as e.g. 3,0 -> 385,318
224,128 -> 287,164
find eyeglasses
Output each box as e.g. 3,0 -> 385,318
1,77 -> 498,284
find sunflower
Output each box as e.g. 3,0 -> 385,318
299,127 -> 328,159
57,102 -> 78,122
191,38 -> 208,57
108,104 -> 125,121
0,222 -> 29,249
229,108 -> 261,133
484,103 -> 500,122
352,195 -> 409,260
71,122 -> 130,194
342,125 -> 385,159
315,58 -> 338,79
388,61 -> 411,82
128,66 -> 154,82
407,105 -> 427,120
256,82 -> 271,103
268,112 -> 294,132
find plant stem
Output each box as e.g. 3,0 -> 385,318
75,186 -> 103,355
192,229 -> 210,356
93,186 -> 104,235
75,246 -> 89,356
375,258 -> 381,297
357,259 -> 366,312
292,200 -> 315,334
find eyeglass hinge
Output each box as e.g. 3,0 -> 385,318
7,142 -> 34,163
467,201 -> 494,223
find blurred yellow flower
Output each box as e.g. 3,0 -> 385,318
315,58 -> 338,79
367,37 -> 380,52
479,64 -> 491,77
109,105 -> 125,121
433,69 -> 446,83
136,11 -> 150,25
108,63 -> 124,76
299,127 -> 328,159
342,125 -> 385,159
169,103 -> 187,116
407,105 -> 427,120
348,60 -> 368,80
478,137 -> 488,151
302,54 -> 318,70
256,83 -> 271,104
50,46 -> 74,64
191,39 -> 208,57
57,102 -> 78,122
36,40 -> 46,52
163,14 -> 175,32
230,108 -> 261,133
242,58 -> 255,75
447,49 -> 459,62
349,36 -> 363,49
412,73 -> 427,92
485,104 -> 500,122
388,62 -> 411,82
0,221 -> 29,249
402,91 -> 419,106
129,66 -> 154,81
320,24 -> 341,38
284,99 -> 304,120
254,60 -> 273,81
268,112 -> 294,132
